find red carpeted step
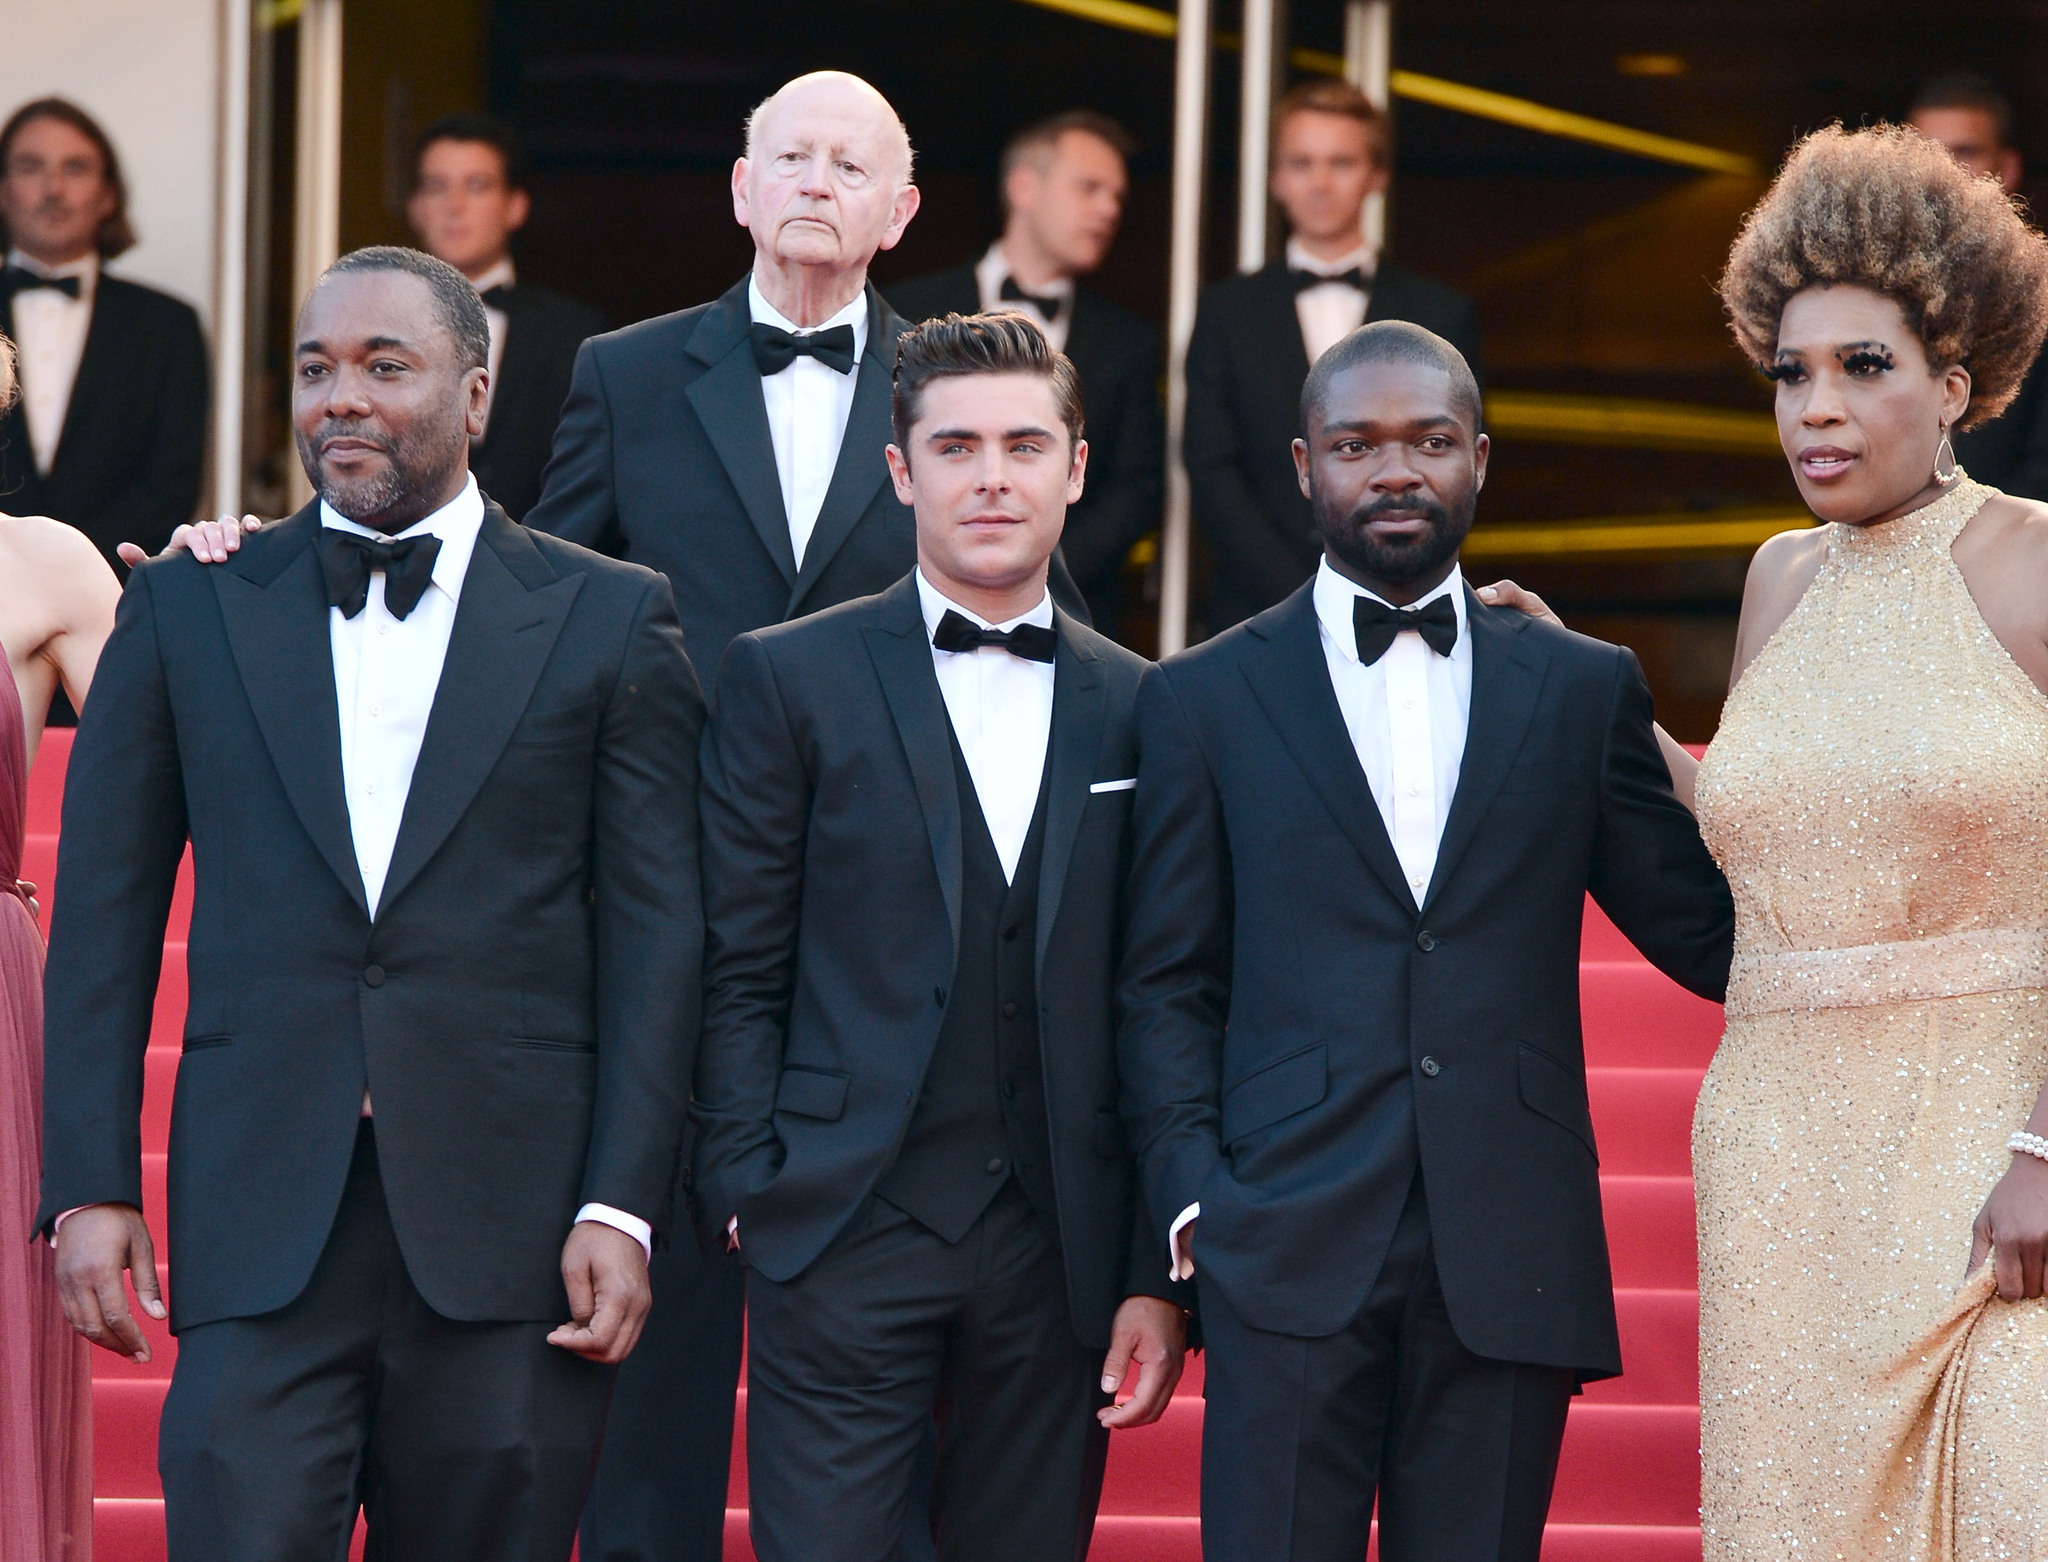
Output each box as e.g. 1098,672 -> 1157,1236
1600,1176 -> 1698,1288
1550,1404 -> 1700,1525
25,728 -> 69,831
93,1380 -> 167,1498
1590,1289 -> 1699,1405
1581,963 -> 1722,1069
94,1500 -> 168,1562
1542,1525 -> 1701,1561
1588,1068 -> 1701,1175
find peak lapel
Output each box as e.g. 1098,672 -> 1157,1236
375,509 -> 583,916
1034,617 -> 1106,982
1240,590 -> 1416,911
212,506 -> 368,915
1422,591 -> 1551,907
862,577 -> 962,959
788,286 -> 898,612
685,286 -> 799,586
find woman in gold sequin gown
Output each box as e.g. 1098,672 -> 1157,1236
1688,127 -> 2048,1560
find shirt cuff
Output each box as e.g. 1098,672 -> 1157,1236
1168,1202 -> 1200,1281
51,1205 -> 89,1243
575,1203 -> 653,1263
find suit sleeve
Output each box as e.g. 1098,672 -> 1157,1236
78,304 -> 208,560
1115,665 -> 1235,1247
1585,648 -> 1734,1001
1182,302 -> 1315,614
580,575 -> 706,1238
691,633 -> 812,1229
1061,331 -> 1165,591
523,337 -> 625,555
37,566 -> 190,1231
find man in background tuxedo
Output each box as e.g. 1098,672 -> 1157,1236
0,97 -> 208,571
1908,72 -> 2048,497
1185,79 -> 1478,635
1118,322 -> 1731,1561
40,245 -> 703,1559
408,114 -> 605,520
890,112 -> 1162,639
694,313 -> 1186,1562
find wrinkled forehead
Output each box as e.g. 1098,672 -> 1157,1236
753,84 -> 907,177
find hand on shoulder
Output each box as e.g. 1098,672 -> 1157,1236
115,514 -> 265,570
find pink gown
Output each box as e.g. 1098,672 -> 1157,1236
0,652 -> 92,1560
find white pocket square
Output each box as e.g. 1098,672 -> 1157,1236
1090,777 -> 1138,793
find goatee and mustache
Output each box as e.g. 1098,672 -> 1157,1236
1314,483 -> 1476,585
297,418 -> 459,528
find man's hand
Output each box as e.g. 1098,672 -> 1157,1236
116,513 -> 263,569
1476,579 -> 1563,629
53,1203 -> 165,1363
1970,1154 -> 2048,1299
547,1220 -> 653,1364
1097,1294 -> 1188,1429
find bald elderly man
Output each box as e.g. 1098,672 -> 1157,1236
525,73 -> 1084,1562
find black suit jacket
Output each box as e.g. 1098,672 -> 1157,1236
525,275 -> 1088,689
692,572 -> 1184,1349
38,501 -> 706,1331
887,265 -> 1163,622
0,272 -> 208,569
1183,259 -> 1481,631
1956,351 -> 2048,500
1116,583 -> 1731,1373
472,281 -> 606,521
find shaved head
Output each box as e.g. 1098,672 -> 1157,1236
745,71 -> 914,184
1302,319 -> 1481,435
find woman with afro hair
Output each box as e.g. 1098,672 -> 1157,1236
1682,124 -> 2048,1558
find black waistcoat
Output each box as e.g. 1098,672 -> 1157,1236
875,731 -> 1058,1243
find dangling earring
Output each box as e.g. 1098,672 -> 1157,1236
1934,426 -> 1959,484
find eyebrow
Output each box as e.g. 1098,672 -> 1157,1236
1774,339 -> 1894,357
925,425 -> 1057,442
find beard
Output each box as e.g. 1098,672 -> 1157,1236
296,418 -> 457,528
1316,484 -> 1475,585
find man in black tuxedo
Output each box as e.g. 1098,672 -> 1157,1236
693,314 -> 1188,1561
0,97 -> 208,570
525,73 -> 1085,1562
39,245 -> 703,1560
889,111 -> 1162,638
1186,79 -> 1479,634
1117,322 -> 1732,1561
408,114 -> 605,520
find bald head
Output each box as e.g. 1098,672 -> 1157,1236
1302,319 -> 1481,435
745,72 -> 914,185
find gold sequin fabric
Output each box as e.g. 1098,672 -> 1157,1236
1692,475 -> 2048,1561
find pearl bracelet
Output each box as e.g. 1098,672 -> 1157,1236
2008,1130 -> 2048,1163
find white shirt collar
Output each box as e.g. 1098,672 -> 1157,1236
8,247 -> 97,293
320,472 -> 487,608
468,257 -> 515,294
1313,557 -> 1466,665
916,568 -> 1055,638
1285,236 -> 1377,279
747,274 -> 870,364
978,241 -> 1075,302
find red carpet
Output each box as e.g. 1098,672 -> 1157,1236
25,728 -> 1712,1560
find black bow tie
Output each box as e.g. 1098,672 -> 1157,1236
319,529 -> 443,622
1352,593 -> 1457,664
1289,266 -> 1369,295
478,284 -> 512,310
3,267 -> 82,299
999,276 -> 1065,322
932,608 -> 1057,664
749,321 -> 857,376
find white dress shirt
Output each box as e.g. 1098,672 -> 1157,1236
918,570 -> 1056,881
1287,236 -> 1376,366
322,476 -> 649,1258
1168,558 -> 1471,1279
748,275 -> 868,569
468,256 -> 515,431
6,248 -> 98,475
974,242 -> 1073,353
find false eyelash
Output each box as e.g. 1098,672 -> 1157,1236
1842,350 -> 1896,372
1760,363 -> 1798,382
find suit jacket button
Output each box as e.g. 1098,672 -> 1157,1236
363,965 -> 386,988
986,1158 -> 1005,1175
1419,1056 -> 1441,1077
1002,1001 -> 1019,1020
1415,931 -> 1437,952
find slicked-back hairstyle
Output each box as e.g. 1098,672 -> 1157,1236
1301,319 -> 1482,435
1910,71 -> 2016,148
0,98 -> 136,258
1273,79 -> 1390,169
1720,123 -> 2048,428
315,246 -> 492,374
1000,109 -> 1138,188
413,112 -> 525,191
891,312 -> 1085,452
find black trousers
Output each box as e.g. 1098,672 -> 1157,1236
577,1189 -> 746,1562
157,1122 -> 614,1562
743,1181 -> 1110,1562
1197,1170 -> 1576,1562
